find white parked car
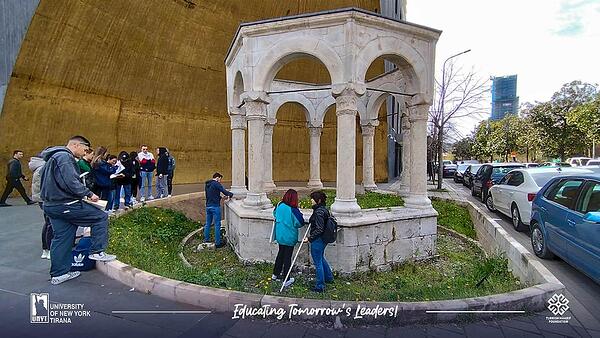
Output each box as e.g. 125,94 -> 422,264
566,157 -> 592,167
585,159 -> 600,166
486,167 -> 593,232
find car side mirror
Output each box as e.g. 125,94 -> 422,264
583,212 -> 600,224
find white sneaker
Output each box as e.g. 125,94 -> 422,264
51,271 -> 81,285
283,277 -> 295,288
168,195 -> 172,198
88,252 -> 117,262
271,274 -> 279,281
148,195 -> 154,200
140,197 -> 145,202
41,250 -> 49,259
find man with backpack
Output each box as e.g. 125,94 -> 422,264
305,190 -> 336,293
40,135 -> 117,285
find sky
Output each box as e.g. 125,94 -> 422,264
407,0 -> 600,137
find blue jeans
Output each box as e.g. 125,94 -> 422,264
140,171 -> 153,199
98,186 -> 114,211
204,205 -> 222,246
114,184 -> 132,209
44,201 -> 109,277
310,237 -> 333,291
156,174 -> 168,198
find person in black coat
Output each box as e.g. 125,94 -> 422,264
113,151 -> 133,209
0,150 -> 35,206
129,151 -> 140,203
304,190 -> 334,293
155,147 -> 169,199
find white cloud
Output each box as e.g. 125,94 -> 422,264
407,0 -> 600,136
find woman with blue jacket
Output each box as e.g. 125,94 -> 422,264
272,189 -> 304,287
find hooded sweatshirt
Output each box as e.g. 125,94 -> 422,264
204,179 -> 233,207
138,151 -> 156,172
156,147 -> 169,175
40,146 -> 92,206
28,156 -> 46,203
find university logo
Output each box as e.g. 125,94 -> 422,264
72,253 -> 85,267
547,293 -> 569,316
30,293 -> 49,324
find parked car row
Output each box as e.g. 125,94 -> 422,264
454,165 -> 600,284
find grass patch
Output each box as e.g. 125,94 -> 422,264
431,199 -> 477,239
109,204 -> 521,302
269,190 -> 404,209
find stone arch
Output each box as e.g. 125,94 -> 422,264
356,36 -> 429,98
365,83 -> 406,122
268,93 -> 314,122
231,70 -> 245,111
253,37 -> 344,91
314,96 -> 336,127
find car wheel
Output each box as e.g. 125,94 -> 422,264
485,194 -> 496,212
531,222 -> 554,259
511,204 -> 526,232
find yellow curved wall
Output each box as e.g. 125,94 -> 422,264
0,0 -> 387,190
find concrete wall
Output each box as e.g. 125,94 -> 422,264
0,0 -> 386,193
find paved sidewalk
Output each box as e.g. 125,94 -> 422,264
0,186 -> 597,337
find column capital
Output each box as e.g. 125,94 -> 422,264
331,82 -> 367,97
408,103 -> 429,122
230,114 -> 246,130
361,124 -> 376,136
308,126 -> 323,137
241,91 -> 271,104
360,118 -> 380,128
265,118 -> 277,126
264,123 -> 275,136
410,93 -> 432,106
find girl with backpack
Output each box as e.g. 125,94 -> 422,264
305,190 -> 334,293
272,189 -> 304,288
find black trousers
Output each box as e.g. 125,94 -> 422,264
39,203 -> 54,250
0,178 -> 31,203
167,172 -> 174,195
273,244 -> 295,279
131,177 -> 139,198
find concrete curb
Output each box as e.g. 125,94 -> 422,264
97,192 -> 565,324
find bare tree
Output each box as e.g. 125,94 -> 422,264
429,56 -> 489,189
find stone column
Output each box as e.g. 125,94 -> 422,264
263,118 -> 277,192
241,92 -> 272,209
307,125 -> 324,189
361,121 -> 378,191
399,113 -> 411,195
331,84 -> 365,215
404,100 -> 432,209
230,113 -> 248,198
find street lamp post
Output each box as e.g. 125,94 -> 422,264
437,49 -> 471,189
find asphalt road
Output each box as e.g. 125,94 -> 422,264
444,179 -> 600,332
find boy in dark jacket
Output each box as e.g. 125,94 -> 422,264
305,190 -> 334,293
0,150 -> 35,206
114,151 -> 134,209
203,172 -> 233,248
155,147 -> 169,199
93,154 -> 119,211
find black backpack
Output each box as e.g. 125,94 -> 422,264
321,211 -> 338,244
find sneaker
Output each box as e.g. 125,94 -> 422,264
27,201 -> 37,205
168,194 -> 172,198
148,195 -> 154,200
51,271 -> 81,285
271,274 -> 281,281
140,197 -> 145,202
283,277 -> 295,288
0,203 -> 12,207
215,242 -> 226,249
88,252 -> 117,262
41,250 -> 49,259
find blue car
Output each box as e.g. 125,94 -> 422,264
530,174 -> 600,284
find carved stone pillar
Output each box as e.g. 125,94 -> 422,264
399,113 -> 411,194
361,120 -> 378,191
330,84 -> 365,215
404,98 -> 432,209
241,92 -> 272,209
230,113 -> 248,198
307,125 -> 324,189
263,118 -> 277,192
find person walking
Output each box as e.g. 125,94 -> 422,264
40,135 -> 116,285
129,151 -> 140,204
203,172 -> 233,248
29,152 -> 53,260
166,149 -> 175,197
271,189 -> 304,288
305,190 -> 334,293
137,145 -> 155,201
0,150 -> 35,206
155,147 -> 169,199
113,151 -> 133,209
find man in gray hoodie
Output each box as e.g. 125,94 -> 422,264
40,135 -> 117,285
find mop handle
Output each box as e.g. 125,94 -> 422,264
280,223 -> 311,293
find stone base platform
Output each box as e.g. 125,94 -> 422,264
223,199 -> 438,274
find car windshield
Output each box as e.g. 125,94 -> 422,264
457,164 -> 469,171
443,161 -> 452,165
588,160 -> 600,166
527,163 -> 539,167
469,164 -> 483,172
531,172 -> 562,187
580,159 -> 591,165
492,166 -> 523,175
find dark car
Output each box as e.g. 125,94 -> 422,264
530,174 -> 600,284
454,164 -> 470,183
463,164 -> 483,188
471,163 -> 525,202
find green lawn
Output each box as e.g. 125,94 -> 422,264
269,190 -> 404,209
108,202 -> 520,302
